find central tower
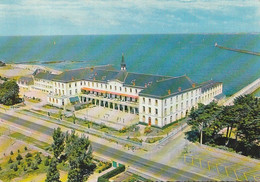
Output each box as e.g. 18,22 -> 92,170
121,53 -> 126,71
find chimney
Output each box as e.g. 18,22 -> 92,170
93,77 -> 95,81
192,83 -> 196,88
95,72 -> 97,76
168,89 -> 171,95
178,87 -> 182,92
72,77 -> 74,81
133,81 -> 135,86
145,83 -> 147,88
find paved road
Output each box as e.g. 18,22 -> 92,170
0,112 -> 213,181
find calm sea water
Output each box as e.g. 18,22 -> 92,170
0,34 -> 259,96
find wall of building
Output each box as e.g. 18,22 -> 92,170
140,84 -> 223,127
33,78 -> 53,93
139,96 -> 163,127
201,83 -> 223,105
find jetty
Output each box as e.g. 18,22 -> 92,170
215,43 -> 260,56
222,78 -> 260,106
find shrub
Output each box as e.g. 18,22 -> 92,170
23,166 -> 27,171
16,154 -> 23,161
27,161 -> 31,167
98,165 -> 125,182
24,146 -> 28,151
17,149 -> 20,153
8,158 -> 13,163
119,127 -> 127,133
44,158 -> 50,166
13,164 -> 18,171
10,151 -> 13,155
31,162 -> 38,170
144,126 -> 152,134
25,152 -> 32,158
145,137 -> 163,143
10,164 -> 14,169
25,158 -> 32,163
35,153 -> 42,164
0,165 -> 2,171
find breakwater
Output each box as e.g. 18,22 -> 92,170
223,78 -> 260,106
215,43 -> 260,56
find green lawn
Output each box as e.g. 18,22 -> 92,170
26,98 -> 41,103
0,151 -> 51,182
122,173 -> 153,182
42,104 -> 60,110
145,136 -> 163,143
156,118 -> 186,136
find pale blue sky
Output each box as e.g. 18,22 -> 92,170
0,0 -> 259,35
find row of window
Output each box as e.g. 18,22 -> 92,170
142,103 -> 192,116
142,106 -> 158,115
163,90 -> 199,105
35,79 -> 51,84
142,98 -> 158,106
49,97 -> 59,104
67,81 -> 139,94
142,90 -> 200,106
35,83 -> 52,89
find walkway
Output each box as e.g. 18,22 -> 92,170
222,78 -> 260,106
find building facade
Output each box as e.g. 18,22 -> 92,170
33,56 -> 223,127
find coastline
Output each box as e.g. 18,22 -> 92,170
0,64 -> 61,79
9,63 -> 61,74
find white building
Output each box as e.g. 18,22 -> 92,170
33,55 -> 223,127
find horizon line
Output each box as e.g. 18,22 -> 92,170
0,32 -> 260,37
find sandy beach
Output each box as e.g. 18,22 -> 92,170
0,64 -> 61,79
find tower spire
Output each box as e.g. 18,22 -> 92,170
121,53 -> 126,71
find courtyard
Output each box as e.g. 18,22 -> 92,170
75,105 -> 139,130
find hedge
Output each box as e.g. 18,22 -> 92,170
97,165 -> 125,182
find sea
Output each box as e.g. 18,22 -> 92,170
0,34 -> 259,96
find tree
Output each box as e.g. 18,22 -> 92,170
0,80 -> 20,105
45,158 -> 61,182
234,95 -> 260,155
52,127 -> 65,159
188,102 -> 222,145
66,130 -> 95,182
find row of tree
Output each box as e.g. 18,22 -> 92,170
46,127 -> 95,182
187,94 -> 260,158
0,80 -> 20,105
